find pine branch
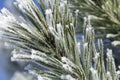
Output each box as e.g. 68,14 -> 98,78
70,0 -> 120,34
0,0 -> 120,80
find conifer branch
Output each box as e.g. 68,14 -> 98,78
0,0 -> 120,80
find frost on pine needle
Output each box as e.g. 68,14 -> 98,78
106,33 -> 119,38
60,74 -> 76,80
112,41 -> 120,46
45,9 -> 53,27
106,71 -> 112,80
90,67 -> 99,80
62,64 -> 72,72
0,0 -> 120,80
37,75 -> 51,80
0,8 -> 17,30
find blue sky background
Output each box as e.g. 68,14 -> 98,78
0,0 -> 41,80
0,1 -> 14,80
0,0 -> 5,9
0,0 -> 15,11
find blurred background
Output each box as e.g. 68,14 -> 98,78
0,0 -> 27,80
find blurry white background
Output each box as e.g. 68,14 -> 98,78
0,0 -> 26,80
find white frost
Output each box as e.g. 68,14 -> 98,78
45,9 -> 52,15
61,57 -> 68,63
106,48 -> 113,60
63,64 -> 72,71
45,9 -> 53,27
61,75 -> 75,80
112,41 -> 120,46
90,67 -> 97,74
75,9 -> 79,14
116,71 -> 120,75
31,49 -> 38,54
106,33 -> 118,38
84,42 -> 88,48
